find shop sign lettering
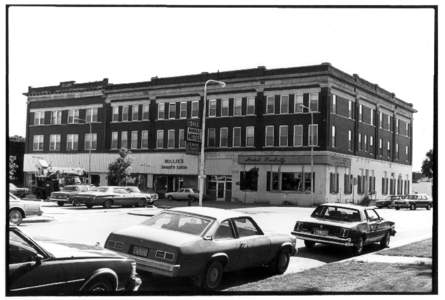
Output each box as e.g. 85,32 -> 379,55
161,159 -> 188,170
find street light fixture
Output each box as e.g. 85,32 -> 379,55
74,117 -> 92,184
300,104 -> 314,206
198,79 -> 226,207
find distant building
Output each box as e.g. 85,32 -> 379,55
9,135 -> 26,185
23,63 -> 416,205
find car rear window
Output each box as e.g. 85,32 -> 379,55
142,212 -> 213,236
311,206 -> 361,222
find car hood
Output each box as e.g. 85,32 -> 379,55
111,225 -> 202,247
38,240 -> 124,259
299,217 -> 362,229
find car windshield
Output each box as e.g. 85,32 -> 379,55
126,187 -> 140,193
62,186 -> 79,191
9,193 -> 20,201
92,187 -> 110,193
142,212 -> 213,236
311,206 -> 361,222
9,183 -> 17,189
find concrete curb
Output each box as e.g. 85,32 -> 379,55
352,254 -> 432,265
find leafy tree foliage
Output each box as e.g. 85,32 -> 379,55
9,155 -> 18,181
107,148 -> 133,185
421,149 -> 434,178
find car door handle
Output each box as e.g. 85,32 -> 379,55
240,243 -> 247,249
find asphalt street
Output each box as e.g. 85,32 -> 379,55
18,202 -> 433,292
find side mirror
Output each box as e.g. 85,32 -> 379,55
203,235 -> 213,241
34,254 -> 43,266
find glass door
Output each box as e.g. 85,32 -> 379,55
217,181 -> 225,201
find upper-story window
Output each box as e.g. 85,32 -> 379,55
294,125 -> 303,147
406,145 -> 409,157
67,134 -> 79,151
309,93 -> 319,112
49,134 -> 61,151
51,111 -> 62,125
33,135 -> 44,151
332,125 -> 336,148
266,96 -> 275,114
265,125 -> 274,147
221,99 -> 229,117
178,129 -> 185,148
142,104 -> 149,120
169,103 -> 176,119
364,134 -> 367,152
34,111 -> 45,125
122,106 -> 129,121
308,124 -> 318,146
358,133 -> 362,151
379,138 -> 383,155
246,126 -> 255,147
84,133 -> 97,150
68,109 -> 79,124
141,130 -> 149,149
158,103 -> 165,120
191,101 -> 199,118
332,95 -> 337,114
280,95 -> 289,114
111,132 -> 118,149
395,143 -> 399,159
131,131 -> 138,149
370,135 -> 374,148
132,105 -> 139,121
208,128 -> 216,147
180,102 -> 187,119
370,109 -> 375,125
279,125 -> 288,146
234,98 -> 242,116
156,130 -> 164,148
348,101 -> 353,119
387,140 -> 391,157
167,129 -> 175,148
348,130 -> 352,151
112,106 -> 119,122
379,112 -> 383,128
121,131 -> 128,149
85,108 -> 98,123
359,104 -> 363,122
208,99 -> 216,117
220,127 -> 228,147
387,115 -> 391,131
246,97 -> 255,115
233,127 -> 241,147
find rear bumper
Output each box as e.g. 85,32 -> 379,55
125,275 -> 142,292
112,251 -> 181,277
292,231 -> 354,247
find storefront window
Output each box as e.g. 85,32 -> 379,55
281,172 -> 301,191
240,169 -> 258,191
266,171 -> 308,192
304,172 -> 315,192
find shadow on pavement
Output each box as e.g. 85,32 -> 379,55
295,243 -> 384,263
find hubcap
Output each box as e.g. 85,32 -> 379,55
10,211 -> 20,223
208,267 -> 219,283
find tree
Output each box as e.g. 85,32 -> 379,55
107,148 -> 133,185
421,149 -> 434,179
9,155 -> 18,181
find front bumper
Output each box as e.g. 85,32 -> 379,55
292,231 -> 354,247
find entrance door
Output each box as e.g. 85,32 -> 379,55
217,182 -> 225,201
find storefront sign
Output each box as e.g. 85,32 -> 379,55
187,127 -> 201,143
186,119 -> 201,155
238,154 -> 351,167
161,158 -> 188,170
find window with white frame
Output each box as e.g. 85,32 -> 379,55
265,125 -> 274,146
158,103 -> 165,120
132,105 -> 139,121
51,111 -> 62,125
169,103 -> 176,119
359,104 -> 363,122
131,131 -> 138,149
156,130 -> 164,148
308,124 -> 318,146
247,97 -> 255,115
220,127 -> 228,147
111,132 -> 118,149
208,99 -> 216,117
279,125 -> 288,146
84,133 -> 97,150
33,111 -> 45,125
180,102 -> 187,119
295,94 -> 303,113
234,98 -> 242,116
348,101 -> 353,119
85,108 -> 98,123
280,95 -> 289,114
142,104 -> 149,120
122,106 -> 129,121
309,93 -> 319,112
167,129 -> 175,148
68,109 -> 79,124
49,134 -> 61,151
221,99 -> 229,117
294,125 -> 303,147
178,129 -> 185,148
266,96 -> 275,114
233,127 -> 241,147
67,134 -> 78,151
141,130 -> 149,149
121,131 -> 128,149
246,126 -> 255,147
332,95 -> 337,114
348,130 -> 352,151
191,101 -> 199,118
208,128 -> 216,147
332,125 -> 336,147
112,106 -> 119,122
33,135 -> 44,151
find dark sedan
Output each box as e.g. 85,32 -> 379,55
71,186 -> 147,209
49,185 -> 94,206
375,195 -> 401,208
10,183 -> 30,198
8,226 -> 141,295
393,193 -> 433,210
292,203 -> 396,255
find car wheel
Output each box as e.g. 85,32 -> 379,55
410,203 -> 416,210
167,195 -> 173,200
103,200 -> 112,209
86,204 -> 93,209
380,232 -> 390,249
9,209 -> 23,225
395,207 -> 400,210
57,201 -> 64,207
72,200 -> 79,206
304,240 -> 315,249
202,260 -> 224,291
137,198 -> 146,207
353,237 -> 364,255
426,204 -> 431,210
269,248 -> 291,275
84,278 -> 114,293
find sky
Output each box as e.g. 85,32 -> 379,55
7,6 -> 435,171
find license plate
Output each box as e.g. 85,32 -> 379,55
314,229 -> 328,236
132,246 -> 149,257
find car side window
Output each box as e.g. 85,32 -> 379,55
214,220 -> 235,240
365,209 -> 380,222
9,231 -> 40,264
233,218 -> 261,237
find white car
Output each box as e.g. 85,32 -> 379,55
124,186 -> 159,205
165,188 -> 200,201
9,193 -> 42,225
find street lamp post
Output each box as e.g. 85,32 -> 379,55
74,117 -> 92,184
198,79 -> 226,207
301,104 -> 314,206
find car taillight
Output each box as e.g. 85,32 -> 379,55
294,222 -> 301,231
155,250 -> 175,262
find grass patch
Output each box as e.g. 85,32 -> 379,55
379,239 -> 432,258
225,261 -> 432,293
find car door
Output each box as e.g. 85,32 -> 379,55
114,188 -> 132,206
232,217 -> 271,268
211,219 -> 242,272
364,209 -> 386,242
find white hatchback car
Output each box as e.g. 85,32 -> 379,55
165,188 -> 200,201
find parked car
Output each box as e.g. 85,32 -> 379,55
393,193 -> 433,210
375,195 -> 401,208
9,193 -> 42,225
71,186 -> 147,209
124,186 -> 159,205
105,206 -> 296,290
292,203 -> 396,255
9,183 -> 30,198
164,188 -> 200,201
49,185 -> 94,206
8,225 -> 141,295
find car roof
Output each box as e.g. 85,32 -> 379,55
319,202 -> 377,210
168,206 -> 248,221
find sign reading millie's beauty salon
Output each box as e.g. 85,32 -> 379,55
238,155 -> 351,167
161,159 -> 188,170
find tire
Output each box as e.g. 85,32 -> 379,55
86,204 -> 93,209
353,237 -> 364,255
304,240 -> 315,249
380,232 -> 390,249
57,201 -> 65,207
103,200 -> 112,209
426,204 -> 431,210
9,209 -> 23,225
167,195 -> 173,200
137,198 -> 146,207
268,249 -> 291,275
395,207 -> 400,210
84,278 -> 114,293
410,203 -> 416,210
201,260 -> 224,291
